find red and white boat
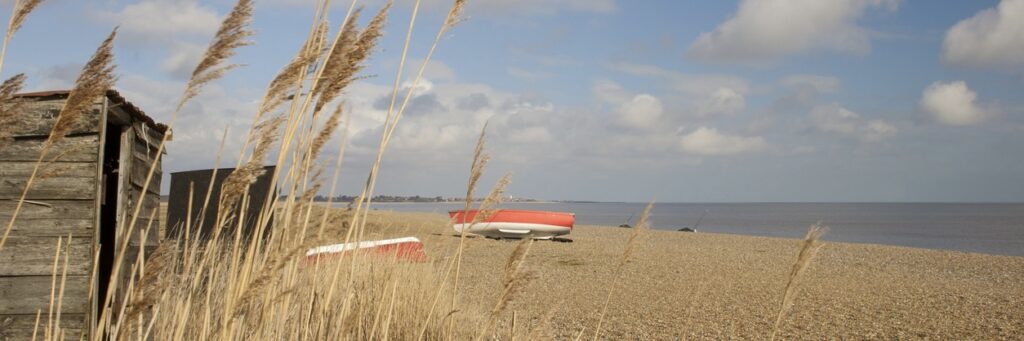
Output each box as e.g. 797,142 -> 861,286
305,237 -> 427,263
449,209 -> 574,239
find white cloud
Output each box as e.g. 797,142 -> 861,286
592,79 -> 631,104
781,74 -> 842,93
160,42 -> 205,79
696,87 -> 745,116
616,94 -> 664,129
94,0 -> 220,44
943,0 -> 1024,67
679,127 -> 766,155
919,81 -> 988,126
507,67 -> 554,80
610,62 -> 750,96
264,0 -> 615,14
810,103 -> 897,142
686,0 -> 898,65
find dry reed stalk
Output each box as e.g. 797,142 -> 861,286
315,104 -> 352,238
593,201 -> 654,340
471,172 -> 511,224
251,0 -> 368,261
475,238 -> 534,340
0,0 -> 44,75
54,235 -> 72,337
95,2 -> 255,337
0,27 -> 116,251
351,0 -> 462,241
417,122 -> 486,339
310,7 -> 362,112
526,298 -> 565,340
44,237 -> 61,341
769,223 -> 827,341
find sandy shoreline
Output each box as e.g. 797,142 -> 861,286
352,210 -> 1024,339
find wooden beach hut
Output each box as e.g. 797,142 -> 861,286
0,90 -> 166,339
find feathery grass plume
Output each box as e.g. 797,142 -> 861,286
0,0 -> 44,75
444,0 -> 466,29
314,3 -> 390,113
310,8 -> 360,110
769,223 -> 828,341
0,29 -> 116,251
260,21 -> 328,116
48,29 -> 117,147
526,298 -> 565,340
122,243 -> 174,321
477,238 -> 534,340
462,122 -> 490,216
218,114 -> 284,228
308,103 -> 345,163
5,0 -> 43,37
471,172 -> 511,225
178,0 -> 253,111
0,73 -> 27,148
593,201 -> 653,340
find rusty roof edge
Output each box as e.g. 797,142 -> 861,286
14,89 -> 169,134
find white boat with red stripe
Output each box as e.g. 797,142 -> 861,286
305,237 -> 427,263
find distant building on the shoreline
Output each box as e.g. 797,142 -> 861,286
311,194 -> 541,203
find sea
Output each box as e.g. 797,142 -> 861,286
350,202 -> 1024,257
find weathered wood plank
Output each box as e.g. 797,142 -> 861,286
129,164 -> 161,195
0,162 -> 95,178
132,123 -> 164,150
131,145 -> 161,168
9,100 -> 102,138
0,236 -> 92,276
0,200 -> 94,237
0,276 -> 90,315
0,313 -> 86,340
0,176 -> 95,200
0,200 -> 94,221
0,134 -> 99,162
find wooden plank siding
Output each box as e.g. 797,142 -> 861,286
0,314 -> 86,340
0,200 -> 94,237
8,100 -> 101,138
0,135 -> 100,163
0,276 -> 90,315
0,236 -> 92,276
0,177 -> 95,201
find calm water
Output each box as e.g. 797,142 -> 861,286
353,202 -> 1024,257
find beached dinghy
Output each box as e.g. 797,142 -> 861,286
305,237 -> 427,263
449,209 -> 574,239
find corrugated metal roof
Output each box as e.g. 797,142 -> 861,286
14,89 -> 169,133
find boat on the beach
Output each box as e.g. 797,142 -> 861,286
449,209 -> 574,239
304,237 -> 427,263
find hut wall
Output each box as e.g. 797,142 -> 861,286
0,98 -> 102,339
121,119 -> 163,249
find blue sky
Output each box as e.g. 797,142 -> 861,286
4,0 -> 1023,202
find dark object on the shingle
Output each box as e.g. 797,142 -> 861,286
166,166 -> 276,241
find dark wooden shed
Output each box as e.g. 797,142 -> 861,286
0,90 -> 166,339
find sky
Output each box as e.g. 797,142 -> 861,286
3,0 -> 1023,202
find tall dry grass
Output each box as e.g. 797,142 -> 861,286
0,0 -> 497,339
0,0 -> 842,339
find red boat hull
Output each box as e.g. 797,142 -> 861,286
449,209 -> 574,239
